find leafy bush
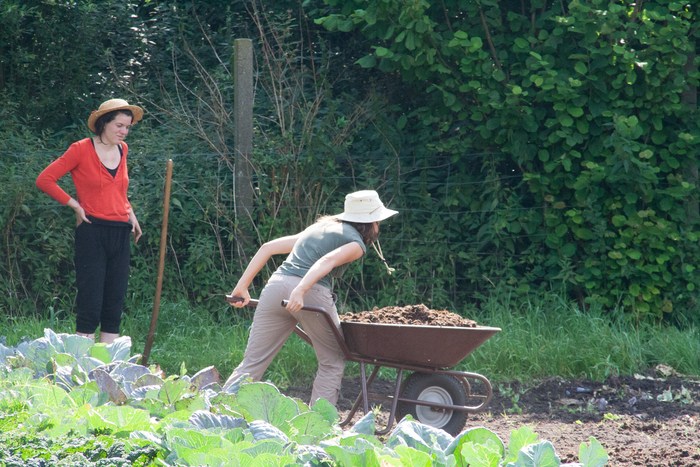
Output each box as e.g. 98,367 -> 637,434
315,0 -> 700,320
2,0 -> 700,324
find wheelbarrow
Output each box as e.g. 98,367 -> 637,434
225,295 -> 501,436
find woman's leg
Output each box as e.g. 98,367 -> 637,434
74,223 -> 107,335
99,332 -> 120,344
223,275 -> 298,390
100,226 -> 131,335
294,283 -> 346,406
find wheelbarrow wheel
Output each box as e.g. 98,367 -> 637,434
397,372 -> 468,436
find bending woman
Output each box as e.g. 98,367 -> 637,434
36,99 -> 144,344
224,190 -> 398,406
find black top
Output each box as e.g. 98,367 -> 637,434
90,138 -> 122,178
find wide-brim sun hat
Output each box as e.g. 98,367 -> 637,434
333,190 -> 398,223
87,99 -> 144,133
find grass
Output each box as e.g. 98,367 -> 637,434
458,292 -> 700,381
1,292 -> 699,389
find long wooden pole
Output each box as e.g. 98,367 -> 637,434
143,159 -> 173,365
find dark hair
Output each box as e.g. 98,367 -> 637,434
318,216 -> 379,246
93,109 -> 134,140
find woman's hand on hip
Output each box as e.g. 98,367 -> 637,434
67,198 -> 90,226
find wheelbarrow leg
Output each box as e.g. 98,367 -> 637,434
339,364 -> 380,428
375,368 -> 403,436
361,363 -> 369,414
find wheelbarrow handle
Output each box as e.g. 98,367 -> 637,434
280,300 -> 327,313
225,295 -> 259,306
224,295 -> 315,347
225,295 -> 327,314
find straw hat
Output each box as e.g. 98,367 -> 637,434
333,190 -> 398,223
87,99 -> 144,133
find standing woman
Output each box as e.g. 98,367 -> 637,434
36,99 -> 144,344
224,190 -> 398,406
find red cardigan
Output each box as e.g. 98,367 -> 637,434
36,138 -> 132,222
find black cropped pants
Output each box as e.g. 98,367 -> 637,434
74,218 -> 131,334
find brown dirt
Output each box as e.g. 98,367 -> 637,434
340,304 -> 477,327
284,370 -> 700,466
288,305 -> 699,464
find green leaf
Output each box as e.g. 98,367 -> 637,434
158,379 -> 193,405
574,62 -> 588,75
612,215 -> 627,227
350,412 -> 376,435
282,412 -> 330,445
397,115 -> 407,130
356,55 -> 377,68
89,345 -> 111,364
326,442 -> 382,467
579,437 -> 609,467
505,427 -> 539,465
514,38 -> 529,49
338,18 -> 354,32
237,382 -> 300,428
446,426 -> 505,459
386,419 -> 454,453
651,132 -> 667,144
559,115 -> 574,127
627,250 -> 642,260
567,106 -> 584,117
560,243 -> 576,257
375,46 -> 389,57
395,445 -> 433,467
311,398 -> 339,424
493,69 -> 506,81
460,441 -> 503,467
405,31 -> 416,50
509,441 -> 560,467
538,150 -> 550,162
577,119 -> 589,134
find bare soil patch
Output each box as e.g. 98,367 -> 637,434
287,305 -> 699,465
285,370 -> 700,466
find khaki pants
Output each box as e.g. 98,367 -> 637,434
223,273 -> 346,406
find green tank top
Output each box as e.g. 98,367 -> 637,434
276,219 -> 367,289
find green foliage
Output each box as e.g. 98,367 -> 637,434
315,0 -> 700,320
2,0 -> 700,323
0,331 -> 608,466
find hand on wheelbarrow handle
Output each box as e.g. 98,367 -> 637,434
280,300 -> 327,313
225,295 -> 259,306
224,295 -> 327,314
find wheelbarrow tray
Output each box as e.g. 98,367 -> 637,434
341,321 -> 501,368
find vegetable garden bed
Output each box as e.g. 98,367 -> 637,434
0,329 -> 614,466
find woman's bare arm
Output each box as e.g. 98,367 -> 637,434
229,234 -> 300,307
285,242 -> 365,312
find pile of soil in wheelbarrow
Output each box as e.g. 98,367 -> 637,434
340,304 -> 477,327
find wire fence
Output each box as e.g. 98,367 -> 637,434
0,148 -> 592,311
